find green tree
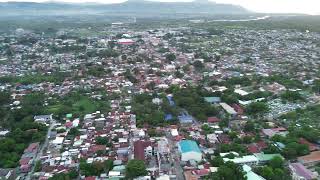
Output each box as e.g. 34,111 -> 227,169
95,137 -> 109,145
268,156 -> 284,169
193,60 -> 204,70
34,160 -> 42,172
165,53 -> 176,62
0,92 -> 10,106
105,159 -> 114,172
68,128 -> 80,136
210,156 -> 224,167
280,91 -> 304,102
244,121 -> 255,132
210,161 -> 246,180
246,102 -> 269,116
126,160 -> 148,179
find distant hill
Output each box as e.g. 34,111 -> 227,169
0,0 -> 249,16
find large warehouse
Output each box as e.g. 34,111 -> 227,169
178,140 -> 202,162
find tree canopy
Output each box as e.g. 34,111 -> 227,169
126,160 -> 148,179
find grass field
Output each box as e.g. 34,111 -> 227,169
72,97 -> 98,115
46,94 -> 110,119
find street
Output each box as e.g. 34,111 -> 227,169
25,120 -> 56,180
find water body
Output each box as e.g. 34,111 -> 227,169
208,15 -> 270,22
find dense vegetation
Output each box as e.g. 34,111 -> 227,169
0,92 -> 49,168
125,160 -> 148,179
0,90 -> 110,168
207,161 -> 246,180
79,159 -> 113,177
254,156 -> 290,180
171,86 -> 218,121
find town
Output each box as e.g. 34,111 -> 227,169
1,16 -> 320,180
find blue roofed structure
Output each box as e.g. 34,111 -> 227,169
178,111 -> 193,123
179,140 -> 201,153
166,95 -> 175,106
178,140 -> 202,162
204,97 -> 221,104
164,113 -> 173,121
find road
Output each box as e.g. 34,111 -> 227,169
25,120 -> 56,180
165,130 -> 184,180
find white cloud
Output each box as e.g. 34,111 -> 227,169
212,0 -> 320,14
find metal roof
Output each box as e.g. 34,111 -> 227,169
179,140 -> 201,153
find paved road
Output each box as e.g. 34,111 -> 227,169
25,120 -> 55,180
165,130 -> 184,180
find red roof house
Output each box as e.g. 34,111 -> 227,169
134,140 -> 152,161
207,117 -> 220,123
299,138 -> 318,151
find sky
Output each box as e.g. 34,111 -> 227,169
0,0 -> 319,15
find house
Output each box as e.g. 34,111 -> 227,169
88,145 -> 107,155
298,151 -> 320,167
223,152 -> 283,166
299,138 -> 318,152
178,111 -> 194,124
191,169 -> 210,177
19,157 -> 32,166
265,83 -> 286,95
223,155 -> 258,166
157,138 -> 169,155
247,141 -> 267,154
254,153 -> 284,165
204,97 -> 221,104
207,117 -> 220,124
206,134 -> 219,144
84,176 -> 96,180
156,175 -> 170,180
184,171 -> 198,180
261,128 -> 288,138
217,134 -> 231,144
19,157 -> 32,173
243,165 -> 266,180
20,165 -> 31,173
178,140 -> 202,162
34,114 -> 53,124
171,129 -> 179,137
0,130 -> 10,137
234,89 -> 249,96
134,140 -> 153,161
231,104 -> 244,115
52,137 -> 64,147
289,163 -> 318,180
24,142 -> 39,154
164,114 -> 173,121
0,169 -> 15,180
166,95 -> 175,106
219,103 -> 237,117
248,144 -> 260,154
117,38 -> 134,45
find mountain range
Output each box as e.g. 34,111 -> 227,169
0,0 -> 249,16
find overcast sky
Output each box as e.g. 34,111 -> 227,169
0,0 -> 319,15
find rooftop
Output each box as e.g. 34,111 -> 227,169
289,163 -> 317,180
179,140 -> 201,153
254,153 -> 284,162
298,150 -> 320,164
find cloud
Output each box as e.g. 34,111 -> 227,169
212,0 -> 320,14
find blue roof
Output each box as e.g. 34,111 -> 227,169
179,140 -> 201,153
167,95 -> 175,106
165,113 -> 173,121
178,112 -> 193,123
204,97 -> 221,103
